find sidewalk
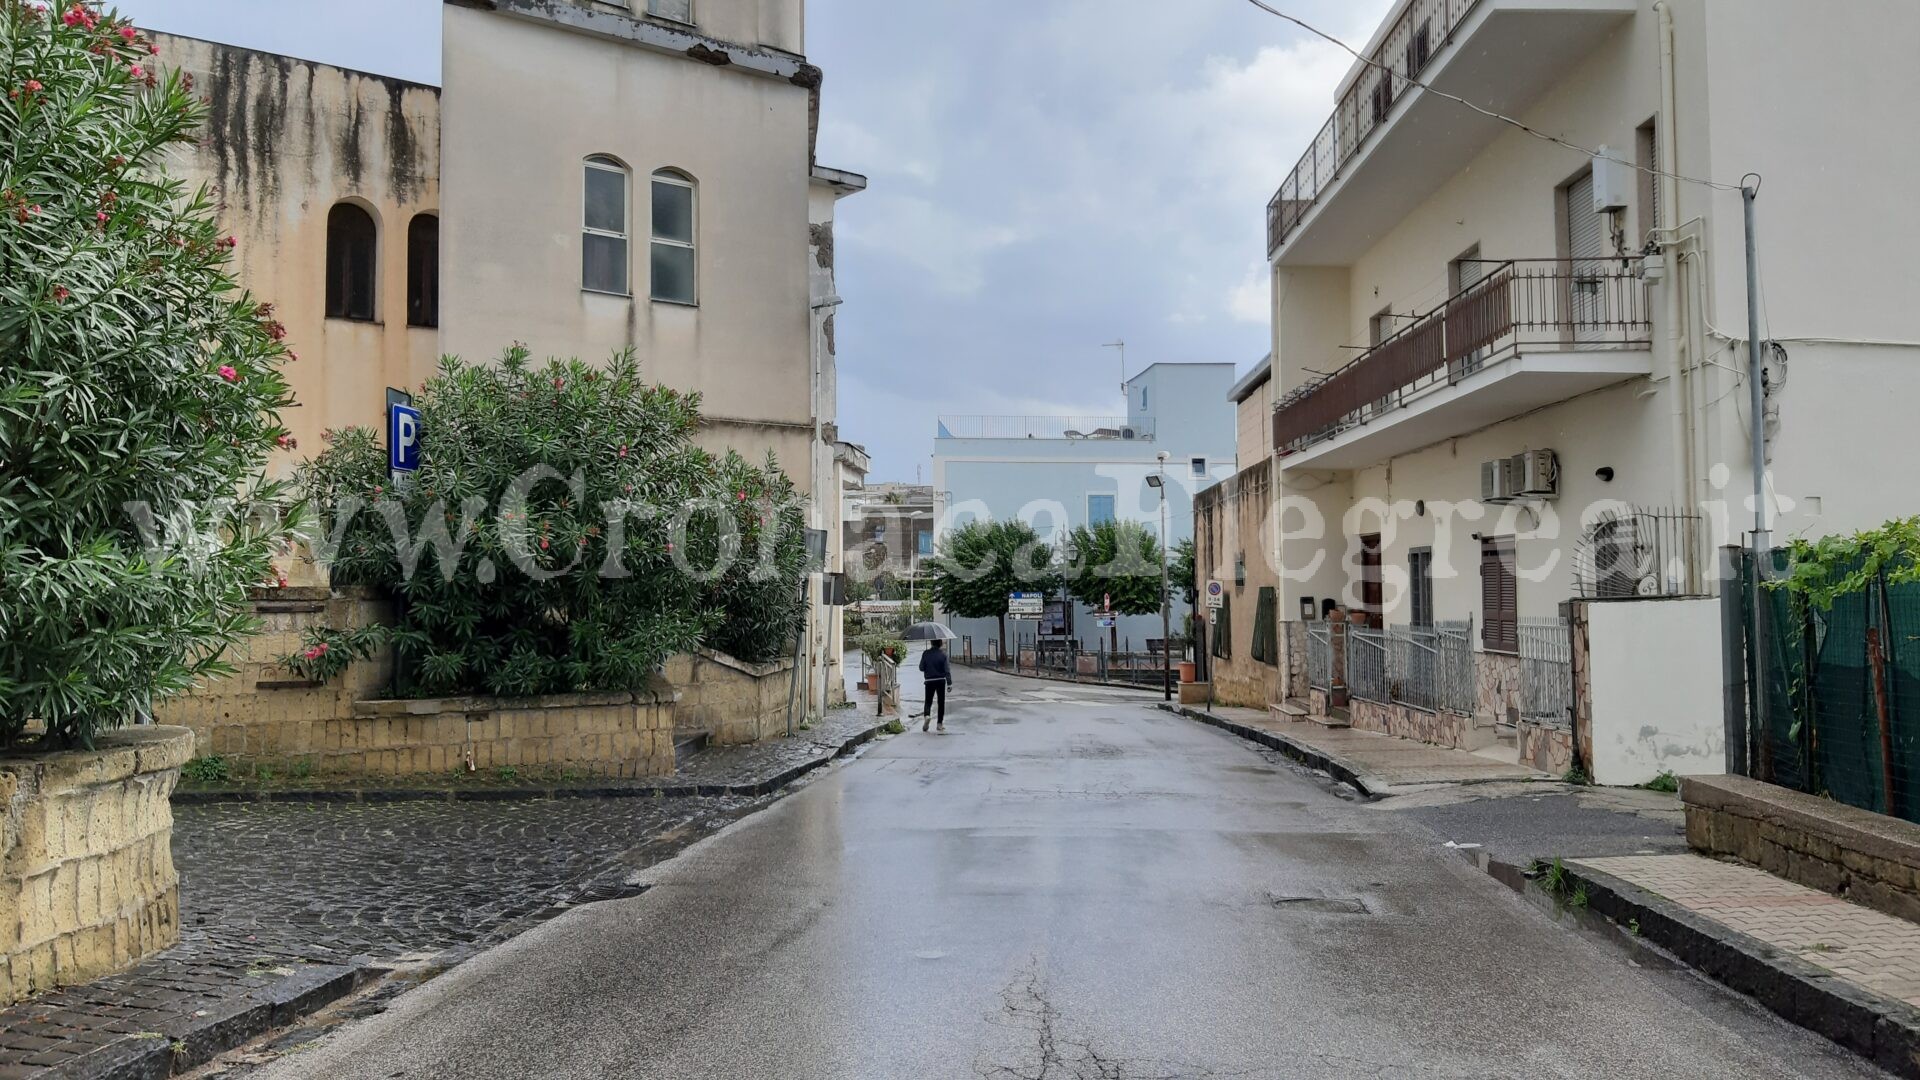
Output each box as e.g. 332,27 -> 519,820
0,713 -> 896,1080
1169,702 -> 1547,796
1562,854 -> 1920,1077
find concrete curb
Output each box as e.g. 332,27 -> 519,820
1531,859 -> 1920,1078
43,964 -> 370,1080
171,720 -> 895,807
1162,703 -> 1385,799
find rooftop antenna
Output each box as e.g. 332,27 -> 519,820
1103,340 -> 1126,398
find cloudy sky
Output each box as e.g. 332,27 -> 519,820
127,0 -> 1393,482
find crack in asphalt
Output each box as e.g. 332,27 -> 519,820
974,964 -> 1236,1080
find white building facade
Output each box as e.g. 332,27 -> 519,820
933,363 -> 1238,657
1251,0 -> 1920,779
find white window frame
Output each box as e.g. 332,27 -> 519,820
649,170 -> 698,306
582,156 -> 630,297
1190,457 -> 1207,479
645,0 -> 694,24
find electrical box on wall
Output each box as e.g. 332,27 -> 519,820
1591,146 -> 1632,213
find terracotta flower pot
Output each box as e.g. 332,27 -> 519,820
1178,660 -> 1197,683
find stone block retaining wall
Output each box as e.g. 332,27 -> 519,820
1685,774 -> 1920,924
1,727 -> 194,1005
349,685 -> 677,778
665,649 -> 795,746
1518,720 -> 1574,775
1349,698 -> 1473,749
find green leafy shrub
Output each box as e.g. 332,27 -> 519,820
1772,516 -> 1920,610
182,755 -> 233,784
701,450 -> 809,664
0,3 -> 296,749
297,348 -> 807,698
856,632 -> 906,668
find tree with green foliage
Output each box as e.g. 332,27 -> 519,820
1062,520 -> 1166,650
926,519 -> 1056,659
1171,537 -> 1199,608
295,347 -> 810,697
1,3 -> 297,748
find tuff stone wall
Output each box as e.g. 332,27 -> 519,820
152,587 -> 395,768
1475,650 -> 1522,726
666,649 -> 796,746
1,727 -> 195,1005
1685,775 -> 1920,924
349,685 -> 677,778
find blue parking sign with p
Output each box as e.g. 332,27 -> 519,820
389,403 -> 422,472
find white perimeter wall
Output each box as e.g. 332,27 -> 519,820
1586,597 -> 1724,786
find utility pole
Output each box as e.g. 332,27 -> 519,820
1743,178 -> 1768,775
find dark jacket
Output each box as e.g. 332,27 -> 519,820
918,647 -> 952,683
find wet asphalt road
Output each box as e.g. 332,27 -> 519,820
256,669 -> 1886,1079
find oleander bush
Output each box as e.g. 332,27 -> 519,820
0,2 -> 297,748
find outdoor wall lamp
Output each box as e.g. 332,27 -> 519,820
1596,466 -> 1616,482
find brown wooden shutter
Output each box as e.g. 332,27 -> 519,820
1481,537 -> 1518,652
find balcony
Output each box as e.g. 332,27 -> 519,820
935,415 -> 1155,441
1266,0 -> 1637,262
1272,259 -> 1651,470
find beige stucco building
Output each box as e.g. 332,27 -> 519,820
1232,0 -> 1920,778
154,0 -> 865,722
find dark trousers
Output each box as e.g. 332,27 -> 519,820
922,679 -> 947,722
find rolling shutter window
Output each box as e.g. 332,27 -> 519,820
1567,170 -> 1603,261
1481,537 -> 1518,653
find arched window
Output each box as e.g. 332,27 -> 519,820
583,156 -> 629,296
406,214 -> 439,328
650,170 -> 696,305
325,203 -> 377,321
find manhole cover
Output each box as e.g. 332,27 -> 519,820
1267,894 -> 1370,915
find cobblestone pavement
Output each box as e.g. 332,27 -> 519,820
0,771 -> 827,1076
1579,854 -> 1920,1006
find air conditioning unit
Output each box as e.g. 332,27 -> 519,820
1481,458 -> 1515,503
1512,449 -> 1560,498
1120,427 -> 1139,440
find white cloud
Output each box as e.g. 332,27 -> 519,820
1227,261 -> 1271,324
840,194 -> 1024,297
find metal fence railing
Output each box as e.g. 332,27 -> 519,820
1437,620 -> 1475,715
955,632 -> 1175,690
1575,506 -> 1707,599
1519,616 -> 1573,727
1307,624 -> 1332,692
934,415 -> 1156,441
1271,259 -> 1650,454
1348,627 -> 1388,704
1267,0 -> 1481,253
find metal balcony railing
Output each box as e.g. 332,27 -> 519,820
935,415 -> 1156,441
1267,0 -> 1483,254
1271,258 -> 1649,454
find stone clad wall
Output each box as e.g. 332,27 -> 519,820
1349,699 -> 1473,749
152,587 -> 394,763
350,686 -> 677,778
665,649 -> 796,746
157,589 -> 792,774
1,727 -> 195,1005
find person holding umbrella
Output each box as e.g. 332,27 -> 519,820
904,621 -> 955,733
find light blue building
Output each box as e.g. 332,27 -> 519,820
931,363 -> 1238,656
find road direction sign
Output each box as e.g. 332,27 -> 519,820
1009,592 -> 1045,619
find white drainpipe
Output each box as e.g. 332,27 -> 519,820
1655,1 -> 1697,591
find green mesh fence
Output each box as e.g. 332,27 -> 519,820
1738,550 -> 1920,822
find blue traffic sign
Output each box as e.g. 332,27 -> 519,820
388,403 -> 422,472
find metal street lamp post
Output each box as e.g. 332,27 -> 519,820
1147,459 -> 1172,702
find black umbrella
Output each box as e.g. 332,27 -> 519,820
902,622 -> 957,641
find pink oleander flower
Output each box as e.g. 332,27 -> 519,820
129,65 -> 143,78
24,80 -> 42,93
218,364 -> 237,381
118,25 -> 134,39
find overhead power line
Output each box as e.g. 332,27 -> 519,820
1241,0 -> 1746,193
